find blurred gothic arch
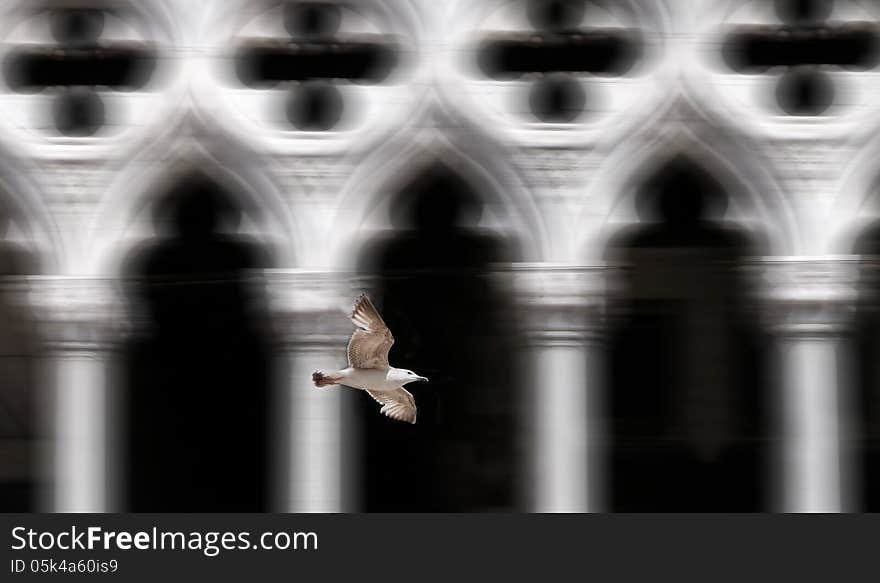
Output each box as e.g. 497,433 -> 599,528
332,129 -> 549,266
582,114 -> 799,260
88,137 -> 302,275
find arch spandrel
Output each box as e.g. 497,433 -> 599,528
86,140 -> 302,276
330,128 -> 550,269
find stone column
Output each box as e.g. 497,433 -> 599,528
29,276 -> 126,512
513,265 -> 606,513
266,270 -> 354,512
759,257 -> 859,512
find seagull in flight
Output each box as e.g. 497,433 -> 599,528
312,294 -> 428,424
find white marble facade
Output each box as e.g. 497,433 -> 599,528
1,0 -> 879,512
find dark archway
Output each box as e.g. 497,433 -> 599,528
122,172 -> 275,511
852,223 -> 880,510
0,204 -> 40,511
603,155 -> 771,511
354,162 -> 521,511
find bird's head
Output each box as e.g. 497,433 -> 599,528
392,368 -> 429,385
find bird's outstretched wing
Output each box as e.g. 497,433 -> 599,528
366,388 -> 417,424
347,294 -> 394,369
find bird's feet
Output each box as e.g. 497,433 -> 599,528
312,371 -> 342,388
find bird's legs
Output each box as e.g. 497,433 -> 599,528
312,370 -> 343,388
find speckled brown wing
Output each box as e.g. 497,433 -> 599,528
347,294 -> 394,369
366,388 -> 417,424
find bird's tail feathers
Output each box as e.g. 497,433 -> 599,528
312,370 -> 342,388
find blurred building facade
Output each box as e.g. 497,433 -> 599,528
0,0 -> 879,512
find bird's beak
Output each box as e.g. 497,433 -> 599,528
417,376 -> 429,383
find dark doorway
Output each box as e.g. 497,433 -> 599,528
0,205 -> 40,511
853,224 -> 880,510
603,156 -> 770,511
123,172 -> 274,511
355,163 -> 520,511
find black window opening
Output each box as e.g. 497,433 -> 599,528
353,162 -> 522,511
476,0 -> 642,123
234,1 -> 399,131
3,7 -> 157,136
603,155 -> 772,512
721,0 -> 880,116
852,222 -> 880,511
121,172 -> 276,512
0,203 -> 41,511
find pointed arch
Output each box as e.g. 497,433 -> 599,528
0,95 -> 63,269
0,145 -> 60,272
579,120 -> 799,260
329,125 -> 549,268
828,130 -> 880,254
86,134 -> 302,275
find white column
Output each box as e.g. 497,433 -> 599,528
51,355 -> 109,511
761,258 -> 858,512
514,266 -> 605,513
267,271 -> 354,513
30,277 -> 124,512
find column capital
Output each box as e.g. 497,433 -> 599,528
264,269 -> 357,350
752,257 -> 861,338
23,276 -> 128,353
508,264 -> 606,346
